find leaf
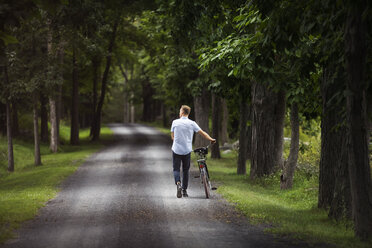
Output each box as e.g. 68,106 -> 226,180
0,32 -> 19,46
295,49 -> 301,58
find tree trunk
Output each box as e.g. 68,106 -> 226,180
345,1 -> 372,239
130,97 -> 135,123
250,81 -> 276,179
246,105 -> 252,160
49,97 -> 58,152
130,106 -> 135,123
318,66 -> 352,220
194,88 -> 210,148
47,18 -> 58,152
6,100 -> 14,172
273,90 -> 286,169
280,103 -> 299,189
3,63 -> 14,171
118,64 -> 129,123
91,17 -> 119,141
141,80 -> 155,122
40,93 -> 48,142
328,132 -> 351,220
11,102 -> 19,137
70,45 -> 79,145
90,58 -> 100,136
162,103 -> 167,127
56,83 -> 62,145
211,93 -> 221,159
237,97 -> 249,175
219,98 -> 229,145
56,41 -> 64,145
130,67 -> 135,123
318,68 -> 339,209
123,83 -> 129,123
33,94 -> 41,166
123,100 -> 127,123
0,102 -> 6,136
368,90 -> 372,159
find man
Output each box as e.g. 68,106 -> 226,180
171,105 -> 216,198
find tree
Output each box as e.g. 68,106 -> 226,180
70,40 -> 79,145
344,0 -> 372,239
219,98 -> 229,145
33,93 -> 41,165
4,70 -> 14,172
47,19 -> 59,153
250,81 -> 277,178
40,93 -> 48,142
0,0 -> 36,171
211,93 -> 221,158
280,102 -> 299,189
237,92 -> 249,174
65,0 -> 103,145
91,14 -> 120,140
318,67 -> 347,211
90,0 -> 155,140
11,102 -> 19,137
194,88 -> 210,148
0,103 -> 6,136
200,1 -> 296,177
43,7 -> 65,153
273,90 -> 286,169
8,10 -> 50,166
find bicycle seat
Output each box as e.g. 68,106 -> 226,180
194,147 -> 208,155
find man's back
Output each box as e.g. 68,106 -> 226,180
171,117 -> 200,155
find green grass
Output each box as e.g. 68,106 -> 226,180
203,151 -> 371,248
0,125 -> 113,244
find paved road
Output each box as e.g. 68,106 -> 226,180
3,124 -> 313,248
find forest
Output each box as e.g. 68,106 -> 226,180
0,0 -> 371,246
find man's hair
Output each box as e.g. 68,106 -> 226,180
181,105 -> 191,115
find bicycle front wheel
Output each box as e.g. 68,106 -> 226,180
201,167 -> 210,199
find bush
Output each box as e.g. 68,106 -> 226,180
284,117 -> 321,179
297,137 -> 320,179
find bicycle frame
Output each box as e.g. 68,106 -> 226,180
194,145 -> 212,198
196,157 -> 210,179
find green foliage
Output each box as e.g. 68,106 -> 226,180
283,115 -> 321,179
0,32 -> 18,46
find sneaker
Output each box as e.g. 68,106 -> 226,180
182,189 -> 188,197
177,182 -> 182,198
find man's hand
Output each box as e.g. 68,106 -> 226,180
210,139 -> 216,144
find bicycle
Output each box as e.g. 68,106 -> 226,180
193,144 -> 216,198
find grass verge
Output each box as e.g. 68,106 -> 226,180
205,151 -> 371,248
0,125 -> 113,244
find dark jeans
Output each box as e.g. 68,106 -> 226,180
172,152 -> 191,190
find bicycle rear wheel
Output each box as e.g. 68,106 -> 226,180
201,167 -> 210,199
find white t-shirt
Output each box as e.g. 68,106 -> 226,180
171,116 -> 201,155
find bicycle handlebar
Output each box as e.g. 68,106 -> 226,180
193,142 -> 214,155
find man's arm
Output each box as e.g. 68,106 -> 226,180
171,132 -> 174,140
198,130 -> 216,143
